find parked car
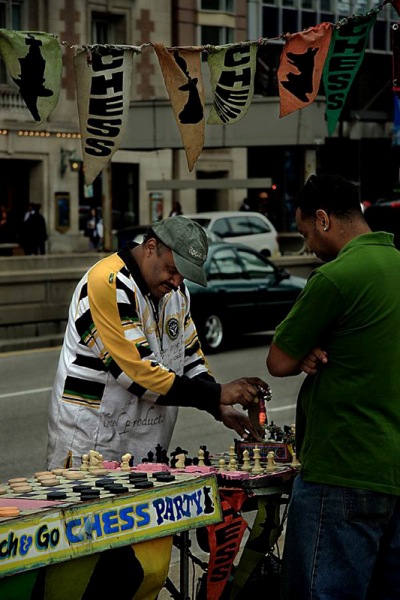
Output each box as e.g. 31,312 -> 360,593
184,211 -> 280,257
117,224 -> 221,247
186,241 -> 307,353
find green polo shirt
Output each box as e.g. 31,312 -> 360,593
273,232 -> 400,495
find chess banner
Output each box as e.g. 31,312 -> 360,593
207,43 -> 257,125
0,29 -> 62,123
278,22 -> 333,118
205,492 -> 248,600
74,46 -> 139,186
323,12 -> 377,136
153,43 -> 205,172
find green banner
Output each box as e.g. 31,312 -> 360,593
323,13 -> 377,136
0,29 -> 62,123
207,43 -> 257,124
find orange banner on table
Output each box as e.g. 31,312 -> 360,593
153,43 -> 205,171
205,493 -> 248,599
278,22 -> 333,117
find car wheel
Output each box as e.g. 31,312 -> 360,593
260,248 -> 271,257
201,313 -> 224,353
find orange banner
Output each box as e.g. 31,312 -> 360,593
278,22 -> 333,117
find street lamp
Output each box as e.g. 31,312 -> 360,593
60,148 -> 82,177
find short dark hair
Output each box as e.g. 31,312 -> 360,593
142,227 -> 168,253
295,174 -> 361,219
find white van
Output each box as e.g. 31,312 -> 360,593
185,211 -> 280,257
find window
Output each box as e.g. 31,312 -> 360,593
212,218 -> 231,237
237,249 -> 275,278
91,11 -> 127,45
261,0 -> 394,54
211,248 -> 243,279
0,0 -> 23,83
201,0 -> 234,11
201,25 -> 234,45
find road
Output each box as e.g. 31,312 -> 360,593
0,334 -> 304,482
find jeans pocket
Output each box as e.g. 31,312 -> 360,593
344,487 -> 395,526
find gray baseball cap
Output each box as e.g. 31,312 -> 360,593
152,216 -> 208,287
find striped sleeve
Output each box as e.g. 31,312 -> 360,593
81,255 -> 176,396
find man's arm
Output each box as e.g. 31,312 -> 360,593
267,341 -> 302,377
267,342 -> 328,377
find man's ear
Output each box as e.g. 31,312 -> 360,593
316,209 -> 329,230
144,238 -> 157,255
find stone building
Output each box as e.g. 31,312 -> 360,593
0,0 -> 397,253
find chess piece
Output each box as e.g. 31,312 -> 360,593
81,454 -> 90,471
251,446 -> 264,475
89,450 -> 103,468
218,458 -> 226,472
228,457 -> 238,471
175,453 -> 186,468
121,453 -> 131,471
291,451 -> 300,467
228,445 -> 236,462
266,450 -> 276,472
198,448 -> 205,466
241,449 -> 252,472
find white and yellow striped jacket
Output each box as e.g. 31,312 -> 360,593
47,243 -> 220,469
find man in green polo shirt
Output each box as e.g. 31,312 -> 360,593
267,174 -> 400,599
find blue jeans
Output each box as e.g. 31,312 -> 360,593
281,474 -> 400,600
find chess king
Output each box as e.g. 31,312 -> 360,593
47,216 -> 267,469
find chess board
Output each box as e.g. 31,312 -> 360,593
0,468 -> 223,579
1,469 -> 198,506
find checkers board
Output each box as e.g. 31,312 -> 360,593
0,468 -> 223,578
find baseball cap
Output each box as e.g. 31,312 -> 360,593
152,216 -> 208,287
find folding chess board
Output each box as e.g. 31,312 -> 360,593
0,468 -> 223,578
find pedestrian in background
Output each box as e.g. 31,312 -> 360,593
84,207 -> 103,251
20,202 -> 47,255
169,200 -> 183,217
266,174 -> 400,599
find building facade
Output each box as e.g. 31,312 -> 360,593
0,0 -> 397,253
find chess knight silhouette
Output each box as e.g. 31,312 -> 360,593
173,51 -> 204,124
12,33 -> 53,122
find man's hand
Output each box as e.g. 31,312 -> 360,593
219,405 -> 263,442
300,347 -> 328,375
220,377 -> 270,408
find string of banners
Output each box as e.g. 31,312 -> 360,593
0,0 -> 399,185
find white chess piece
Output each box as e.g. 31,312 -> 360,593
251,446 -> 264,475
121,453 -> 131,471
218,458 -> 226,472
242,449 -> 252,472
266,450 -> 276,472
198,448 -> 205,466
175,453 -> 186,468
291,451 -> 300,467
81,454 -> 89,471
